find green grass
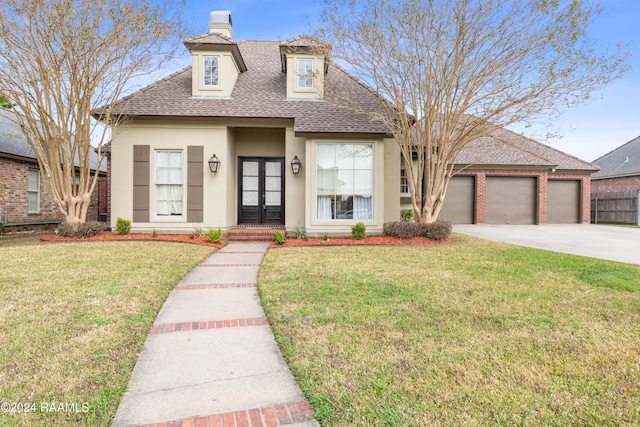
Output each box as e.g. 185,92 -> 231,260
259,234 -> 640,426
0,237 -> 214,426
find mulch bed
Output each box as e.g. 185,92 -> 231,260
41,232 -> 226,249
40,232 -> 450,248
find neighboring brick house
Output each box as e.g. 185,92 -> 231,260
97,11 -> 598,234
0,108 -> 108,227
591,135 -> 640,193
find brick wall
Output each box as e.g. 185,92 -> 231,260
591,175 -> 640,193
106,154 -> 111,223
454,168 -> 592,224
0,157 -> 62,224
0,156 -> 104,225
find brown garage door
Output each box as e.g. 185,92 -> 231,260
439,176 -> 475,224
547,180 -> 580,223
486,176 -> 537,224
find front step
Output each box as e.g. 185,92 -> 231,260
225,225 -> 285,242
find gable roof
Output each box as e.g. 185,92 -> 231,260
456,126 -> 598,172
183,33 -> 247,72
0,108 -> 106,172
592,135 -> 640,179
99,39 -> 390,136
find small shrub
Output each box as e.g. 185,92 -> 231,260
151,229 -> 158,237
400,209 -> 414,222
189,232 -> 195,240
423,220 -> 452,241
322,233 -> 329,242
294,227 -> 307,240
383,220 -> 452,240
115,218 -> 131,235
274,229 -> 286,245
383,221 -> 423,239
193,227 -> 206,238
206,227 -> 223,244
56,221 -> 104,238
352,222 -> 366,240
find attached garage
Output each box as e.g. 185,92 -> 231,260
547,180 -> 581,223
439,176 -> 475,224
485,176 -> 537,224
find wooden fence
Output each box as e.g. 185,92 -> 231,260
591,191 -> 640,225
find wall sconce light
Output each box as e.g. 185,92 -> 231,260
208,154 -> 221,173
290,155 -> 301,175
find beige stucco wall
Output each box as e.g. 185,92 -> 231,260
383,138 -> 401,223
110,119 -> 232,233
191,51 -> 240,98
234,128 -> 285,157
285,128 -> 306,230
110,119 -> 400,235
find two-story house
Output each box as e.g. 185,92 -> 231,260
99,11 -> 597,236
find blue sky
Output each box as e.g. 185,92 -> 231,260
174,0 -> 639,162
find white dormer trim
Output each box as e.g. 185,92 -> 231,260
191,52 -> 240,97
203,55 -> 220,87
285,54 -> 324,100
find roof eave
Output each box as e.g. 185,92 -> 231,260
295,131 -> 391,139
592,172 -> 640,180
185,43 -> 247,72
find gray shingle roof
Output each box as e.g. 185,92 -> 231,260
456,126 -> 598,171
184,32 -> 237,46
103,39 -> 389,135
0,108 -> 35,159
101,37 -> 595,171
0,108 -> 106,172
592,135 -> 640,179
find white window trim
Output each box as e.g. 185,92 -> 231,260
314,142 -> 375,223
153,149 -> 185,221
203,55 -> 220,87
400,162 -> 410,196
27,168 -> 40,213
296,58 -> 314,90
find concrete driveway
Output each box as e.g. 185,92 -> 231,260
454,224 -> 640,266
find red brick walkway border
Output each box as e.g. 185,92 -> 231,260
149,317 -> 269,334
126,400 -> 314,427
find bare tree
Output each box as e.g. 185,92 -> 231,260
0,0 -> 186,226
318,0 -> 629,223
0,94 -> 9,201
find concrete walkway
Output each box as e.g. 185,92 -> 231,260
112,242 -> 318,427
454,224 -> 640,265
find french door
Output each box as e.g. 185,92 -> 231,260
238,157 -> 285,224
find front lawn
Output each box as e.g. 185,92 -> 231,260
259,234 -> 640,426
0,238 -> 214,426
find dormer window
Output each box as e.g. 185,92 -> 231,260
203,55 -> 219,86
297,58 -> 314,89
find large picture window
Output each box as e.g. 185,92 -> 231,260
297,58 -> 314,89
317,143 -> 373,220
156,150 -> 183,217
203,55 -> 219,86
